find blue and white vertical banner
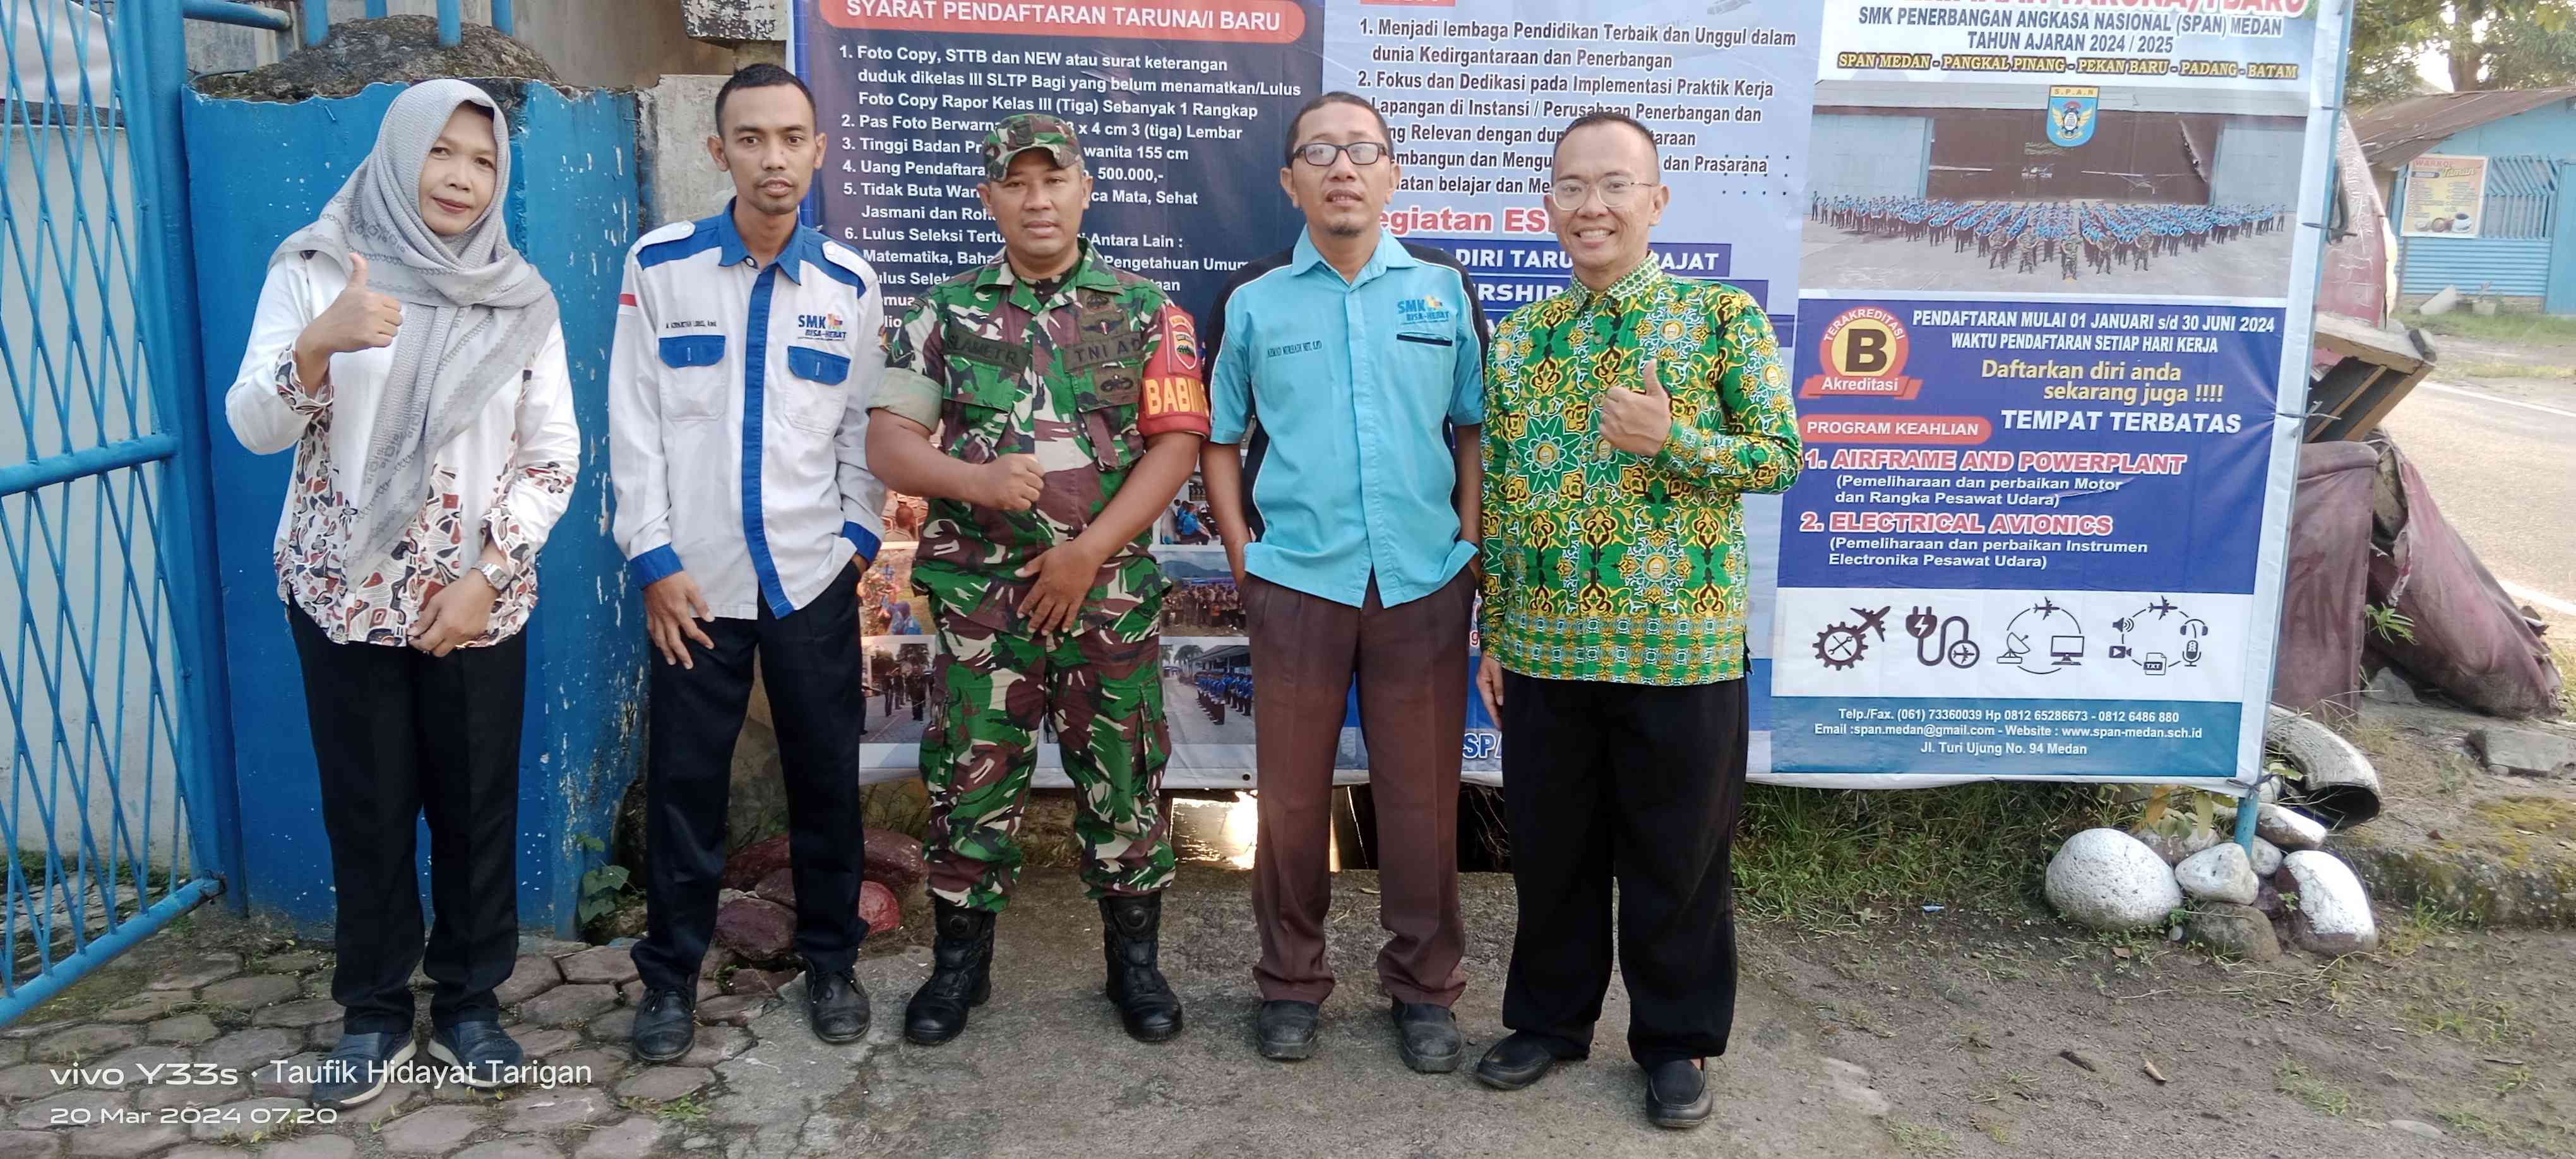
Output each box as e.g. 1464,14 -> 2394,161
796,0 -> 2348,788
1773,0 -> 2346,788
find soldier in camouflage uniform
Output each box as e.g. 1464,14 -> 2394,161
866,114 -> 1210,1047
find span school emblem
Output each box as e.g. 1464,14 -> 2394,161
2046,85 -> 2099,148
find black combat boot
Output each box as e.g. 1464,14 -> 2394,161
903,900 -> 994,1046
1100,893 -> 1184,1042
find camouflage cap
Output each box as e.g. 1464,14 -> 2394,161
981,113 -> 1082,181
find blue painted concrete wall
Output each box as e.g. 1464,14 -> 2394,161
181,81 -> 648,935
2390,100 -> 2576,309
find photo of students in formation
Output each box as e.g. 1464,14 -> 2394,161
1801,85 -> 2303,297
1161,643 -> 1258,746
862,641 -> 933,742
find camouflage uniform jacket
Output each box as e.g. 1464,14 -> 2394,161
873,241 -> 1210,631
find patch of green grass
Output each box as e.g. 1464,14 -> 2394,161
2555,640 -> 2576,720
2365,603 -> 2417,645
1884,1120 -> 1961,1156
1734,782 -> 2109,921
2401,973 -> 2528,1047
1816,1000 -> 1899,1040
2381,900 -> 2479,957
2274,1057 -> 2353,1117
2400,310 -> 2576,346
2438,1106 -> 2576,1156
629,1093 -> 712,1126
2460,360 -> 2576,379
1971,1114 -> 2015,1145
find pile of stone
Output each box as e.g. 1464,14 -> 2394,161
2044,809 -> 2375,961
709,828 -> 924,967
2044,713 -> 2384,961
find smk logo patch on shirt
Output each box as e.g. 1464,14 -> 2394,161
1397,295 -> 1453,328
797,312 -> 848,343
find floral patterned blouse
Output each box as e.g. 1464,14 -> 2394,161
1478,259 -> 1803,686
227,254 -> 581,648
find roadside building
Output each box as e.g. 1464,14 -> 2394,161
2356,88 -> 2576,315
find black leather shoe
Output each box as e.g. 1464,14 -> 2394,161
1390,1001 -> 1462,1074
1100,894 -> 1184,1043
1474,1030 -> 1583,1091
806,964 -> 871,1044
309,1029 -> 414,1109
426,1019 -> 524,1088
1256,999 -> 1320,1061
1645,1059 -> 1714,1129
905,900 -> 994,1046
631,986 -> 697,1063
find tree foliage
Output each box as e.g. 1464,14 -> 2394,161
2348,0 -> 2576,107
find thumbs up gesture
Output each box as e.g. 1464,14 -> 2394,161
1600,355 -> 1675,456
306,253 -> 405,355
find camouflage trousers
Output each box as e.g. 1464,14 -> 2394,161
920,601 -> 1177,912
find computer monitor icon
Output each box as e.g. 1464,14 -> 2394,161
2049,635 -> 2084,664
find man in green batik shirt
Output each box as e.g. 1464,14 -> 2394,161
1469,110 -> 1801,1131
866,114 -> 1209,1050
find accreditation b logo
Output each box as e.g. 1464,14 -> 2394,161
1803,306 -> 1923,400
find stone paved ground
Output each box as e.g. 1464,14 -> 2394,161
3,867 -> 2569,1158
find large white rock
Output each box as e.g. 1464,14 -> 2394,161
2174,842 -> 2260,905
2275,851 -> 2378,954
2046,828 -> 2184,930
2255,804 -> 2326,852
2248,836 -> 2284,877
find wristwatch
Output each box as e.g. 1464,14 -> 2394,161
473,560 -> 511,591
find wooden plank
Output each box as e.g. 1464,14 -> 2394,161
2310,312 -> 2426,372
2333,362 -> 2433,440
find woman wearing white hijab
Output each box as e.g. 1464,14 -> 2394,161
227,79 -> 576,1108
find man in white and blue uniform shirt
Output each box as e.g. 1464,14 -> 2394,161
607,65 -> 885,1061
1198,92 -> 1488,1073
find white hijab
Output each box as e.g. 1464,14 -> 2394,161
268,79 -> 558,578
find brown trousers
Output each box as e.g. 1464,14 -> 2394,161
1248,570 -> 1473,1006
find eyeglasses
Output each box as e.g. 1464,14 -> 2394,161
1292,141 -> 1390,167
1547,177 -> 1657,211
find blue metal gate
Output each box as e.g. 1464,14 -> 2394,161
0,0 -> 263,1024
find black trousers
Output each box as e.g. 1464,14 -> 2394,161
633,563 -> 867,990
1498,672 -> 1748,1067
290,605 -> 524,1037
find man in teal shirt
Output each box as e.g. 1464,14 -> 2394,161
1200,91 -> 1487,1073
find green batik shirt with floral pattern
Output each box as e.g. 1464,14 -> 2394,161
1478,258 -> 1802,686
